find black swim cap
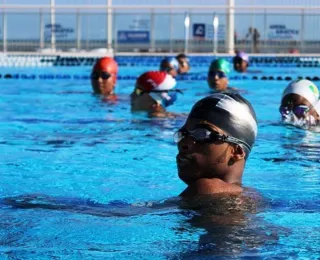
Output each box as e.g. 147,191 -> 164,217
188,93 -> 257,159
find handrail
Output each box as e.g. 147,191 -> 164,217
1,5 -> 320,10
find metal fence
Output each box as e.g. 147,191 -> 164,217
1,4 -> 320,54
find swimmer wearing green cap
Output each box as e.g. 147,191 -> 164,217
175,92 -> 257,196
207,58 -> 235,92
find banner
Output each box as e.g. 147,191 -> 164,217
192,23 -> 225,40
44,24 -> 74,39
268,24 -> 299,40
117,31 -> 150,43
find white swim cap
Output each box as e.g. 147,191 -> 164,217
282,79 -> 319,105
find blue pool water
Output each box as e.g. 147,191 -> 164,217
0,62 -> 320,259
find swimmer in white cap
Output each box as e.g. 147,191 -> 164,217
280,79 -> 320,126
159,57 -> 180,78
175,93 -> 258,196
233,51 -> 249,73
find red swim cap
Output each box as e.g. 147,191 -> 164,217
93,57 -> 118,83
93,57 -> 118,74
136,71 -> 176,92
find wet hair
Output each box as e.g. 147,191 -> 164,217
176,53 -> 188,60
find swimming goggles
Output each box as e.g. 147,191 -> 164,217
279,104 -> 311,118
209,70 -> 227,79
91,71 -> 112,80
135,88 -> 183,96
173,127 -> 251,151
178,58 -> 190,68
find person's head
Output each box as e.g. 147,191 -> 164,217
176,53 -> 190,74
207,58 -> 231,91
91,57 -> 118,96
280,79 -> 320,126
159,57 -> 179,78
233,51 -> 249,73
131,71 -> 178,114
175,93 -> 257,186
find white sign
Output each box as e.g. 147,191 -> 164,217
206,24 -> 225,40
129,18 -> 150,30
268,24 -> 299,40
44,24 -> 74,39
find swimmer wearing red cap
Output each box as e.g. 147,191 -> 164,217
91,57 -> 118,99
131,71 -> 182,117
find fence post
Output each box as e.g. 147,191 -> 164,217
263,8 -> 267,52
300,8 -> 304,53
2,4 -> 7,52
213,14 -> 219,54
50,0 -> 56,52
226,0 -> 235,54
40,8 -> 44,50
150,9 -> 155,51
107,0 -> 113,52
169,2 -> 173,53
184,12 -> 190,53
76,8 -> 81,50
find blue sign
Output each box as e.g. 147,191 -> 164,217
117,30 -> 150,43
193,23 -> 206,38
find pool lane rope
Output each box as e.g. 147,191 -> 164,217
0,74 -> 320,81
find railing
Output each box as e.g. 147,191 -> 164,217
1,4 -> 320,54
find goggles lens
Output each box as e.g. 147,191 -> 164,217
210,71 -> 227,79
173,128 -> 226,144
179,59 -> 190,67
91,71 -> 112,80
279,105 -> 310,118
174,127 -> 251,152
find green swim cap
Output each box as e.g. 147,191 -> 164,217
209,59 -> 231,74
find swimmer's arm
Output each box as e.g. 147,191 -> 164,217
180,178 -> 243,197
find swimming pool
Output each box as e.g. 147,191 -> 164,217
0,59 -> 319,259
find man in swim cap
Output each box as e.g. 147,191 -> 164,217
91,57 -> 118,98
159,57 -> 179,78
131,70 -> 181,117
280,79 -> 320,126
176,53 -> 190,74
175,93 -> 257,196
233,51 -> 249,73
207,58 -> 231,91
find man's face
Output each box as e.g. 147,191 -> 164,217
177,58 -> 190,74
176,119 -> 234,185
207,70 -> 229,90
